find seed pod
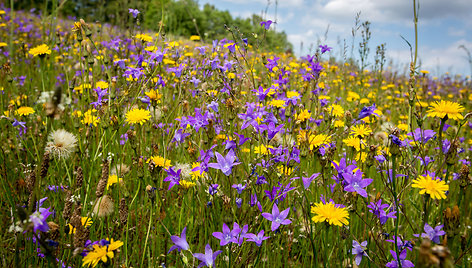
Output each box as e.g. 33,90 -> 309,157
95,159 -> 109,198
119,198 -> 128,226
40,151 -> 50,179
75,166 -> 84,189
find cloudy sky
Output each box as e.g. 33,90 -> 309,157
199,0 -> 472,77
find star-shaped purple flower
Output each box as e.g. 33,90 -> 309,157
244,230 -> 270,247
193,244 -> 222,268
386,250 -> 414,268
352,240 -> 368,265
164,167 -> 181,190
168,227 -> 190,253
342,169 -> 373,198
212,223 -> 240,246
413,223 -> 445,244
262,203 -> 292,231
207,149 -> 240,176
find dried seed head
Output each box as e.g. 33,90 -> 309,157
62,190 -> 73,221
75,166 -> 83,189
26,170 -> 36,192
40,151 -> 50,179
93,195 -> 114,217
119,198 -> 128,226
95,159 -> 109,198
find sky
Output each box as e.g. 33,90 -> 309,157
198,0 -> 472,77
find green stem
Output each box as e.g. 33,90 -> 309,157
391,155 -> 402,268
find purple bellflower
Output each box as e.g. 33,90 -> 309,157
168,227 -> 190,253
367,199 -> 396,225
413,223 -> 445,244
128,8 -> 140,18
357,103 -> 378,120
163,167 -> 181,190
352,240 -> 368,266
244,230 -> 270,246
260,20 -> 273,30
342,169 -> 373,198
212,223 -> 240,246
193,244 -> 222,268
207,149 -> 240,176
262,203 -> 292,231
386,250 -> 414,268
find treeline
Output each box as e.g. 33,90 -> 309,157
14,0 -> 293,53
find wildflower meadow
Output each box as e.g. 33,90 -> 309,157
1,2 -> 471,268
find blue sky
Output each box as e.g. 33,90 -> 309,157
199,0 -> 472,77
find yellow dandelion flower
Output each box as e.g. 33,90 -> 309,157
95,81 -> 109,89
125,108 -> 151,125
277,165 -> 293,176
82,238 -> 123,267
28,44 -> 51,57
297,109 -> 311,122
145,89 -> 162,103
327,104 -> 344,117
254,144 -> 274,155
311,201 -> 349,226
427,100 -> 464,121
82,109 -> 100,126
308,134 -> 331,150
0,42 -> 7,47
135,34 -> 153,42
190,35 -> 201,41
107,175 -> 123,189
67,217 -> 93,234
286,91 -> 300,99
343,136 -> 363,151
147,156 -> 171,168
269,99 -> 285,108
16,106 -> 35,116
411,174 -> 449,200
180,180 -> 196,188
350,124 -> 372,138
347,91 -> 360,102
191,162 -> 205,180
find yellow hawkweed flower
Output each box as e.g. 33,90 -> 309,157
411,174 -> 449,200
16,106 -> 35,116
82,238 -> 123,267
327,104 -> 344,117
107,175 -> 123,189
82,109 -> 100,126
135,34 -> 152,42
311,201 -> 349,226
95,81 -> 109,89
296,109 -> 311,122
125,108 -> 151,125
146,156 -> 171,168
350,124 -> 372,138
28,44 -> 51,57
427,100 -> 464,121
308,134 -> 331,150
343,136 -> 363,151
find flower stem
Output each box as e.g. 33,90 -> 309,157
391,155 -> 402,267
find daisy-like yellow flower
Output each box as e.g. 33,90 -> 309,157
296,109 -> 311,122
268,99 -> 285,108
427,100 -> 464,121
145,89 -> 162,103
95,81 -> 109,89
146,155 -> 171,168
16,106 -> 35,116
411,174 -> 449,200
350,124 -> 372,138
135,33 -> 153,43
343,136 -> 363,151
180,180 -> 196,188
254,144 -> 274,155
107,175 -> 123,189
125,108 -> 151,125
286,91 -> 300,99
28,44 -> 51,57
67,217 -> 93,234
190,35 -> 201,41
308,134 -> 331,150
82,238 -> 123,267
311,201 -> 349,226
327,104 -> 344,118
82,109 -> 100,126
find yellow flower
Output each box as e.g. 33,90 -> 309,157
350,124 -> 372,138
286,91 -> 300,99
427,100 -> 464,121
82,238 -> 123,267
147,156 -> 171,168
347,91 -> 360,102
311,201 -> 349,226
277,165 -> 293,176
343,136 -> 363,151
254,144 -> 273,155
327,104 -> 344,117
95,81 -> 109,89
411,174 -> 449,200
28,44 -> 51,57
107,175 -> 123,189
308,134 -> 331,150
135,34 -> 153,42
296,109 -> 311,122
268,99 -> 285,108
180,180 -> 196,188
82,109 -> 100,126
125,108 -> 151,125
0,42 -> 7,47
67,217 -> 93,234
190,35 -> 201,41
145,89 -> 162,103
16,106 -> 35,116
